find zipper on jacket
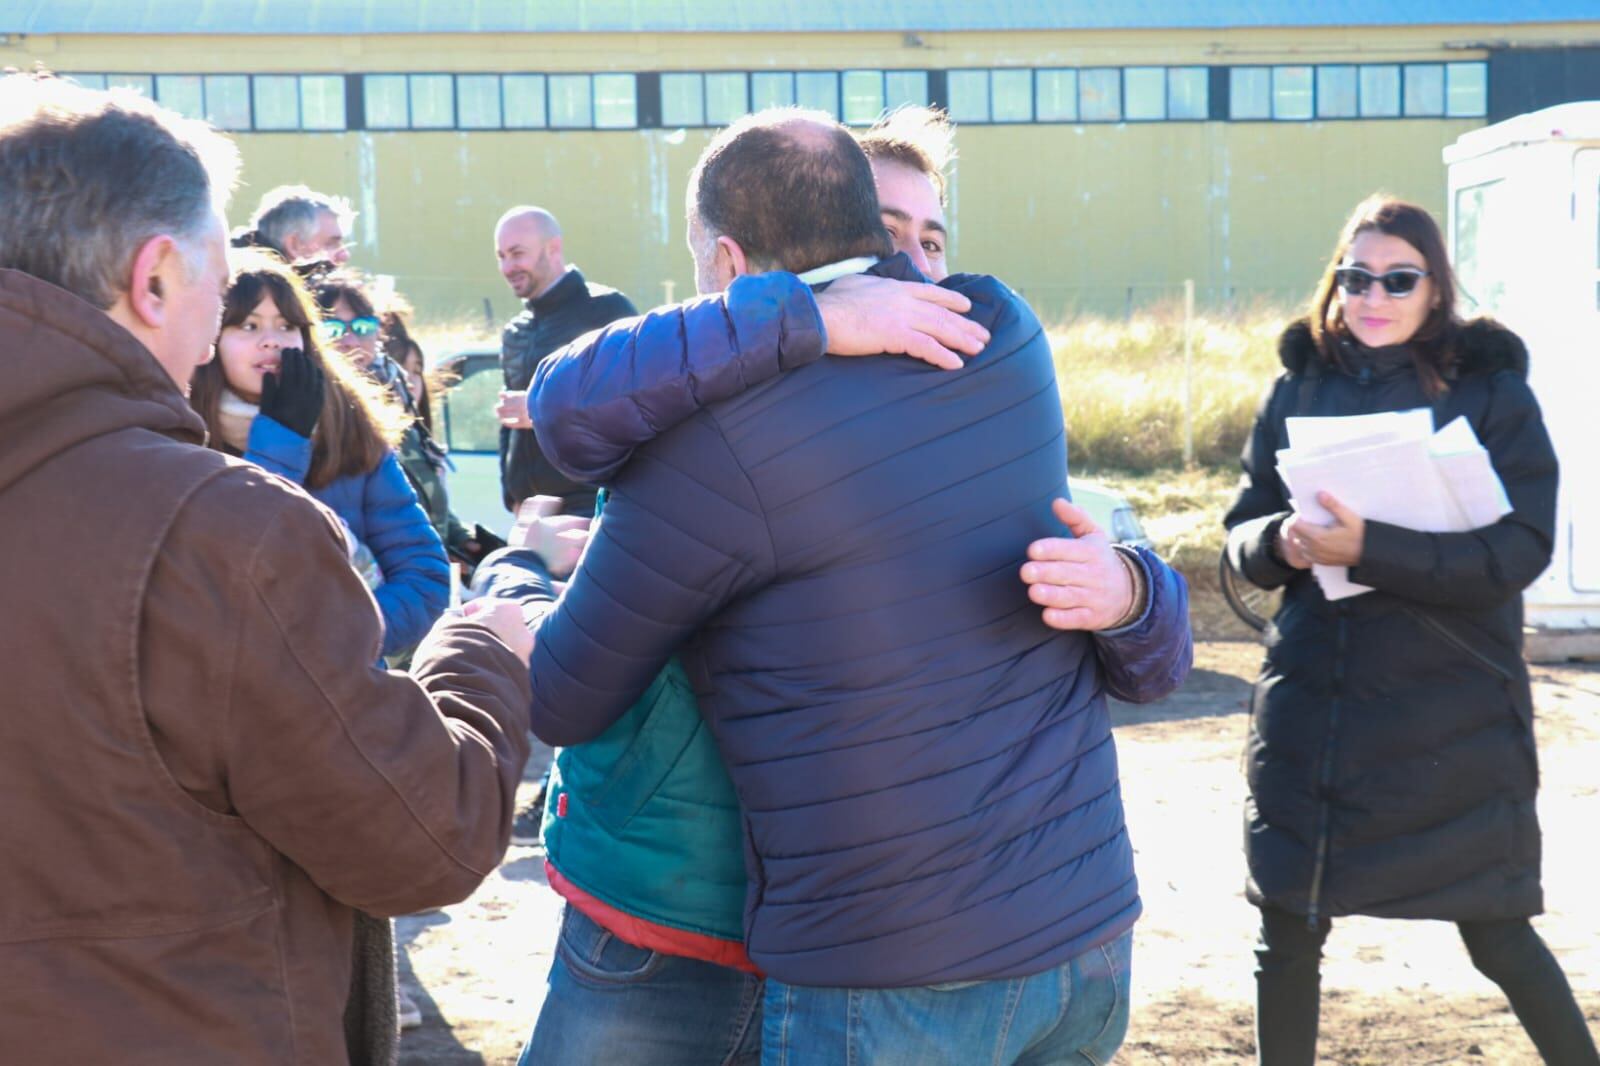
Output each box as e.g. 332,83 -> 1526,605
1306,609 -> 1348,930
1403,606 -> 1516,683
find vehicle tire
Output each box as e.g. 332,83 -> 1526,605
1218,548 -> 1276,634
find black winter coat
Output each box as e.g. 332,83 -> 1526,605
500,267 -> 637,514
1223,317 -> 1559,924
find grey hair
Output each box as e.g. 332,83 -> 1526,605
0,73 -> 239,308
250,185 -> 355,255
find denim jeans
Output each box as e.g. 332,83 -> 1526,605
1255,906 -> 1600,1066
760,929 -> 1133,1066
518,905 -> 762,1066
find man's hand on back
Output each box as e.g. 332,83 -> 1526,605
1021,499 -> 1137,631
816,273 -> 990,371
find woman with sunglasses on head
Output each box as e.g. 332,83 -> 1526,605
191,253 -> 450,659
1223,196 -> 1596,1065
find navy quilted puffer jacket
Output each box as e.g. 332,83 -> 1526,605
526,258 -> 1191,987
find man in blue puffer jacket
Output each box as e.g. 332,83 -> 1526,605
514,112 -> 1192,1063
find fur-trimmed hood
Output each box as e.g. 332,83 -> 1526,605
1277,316 -> 1530,379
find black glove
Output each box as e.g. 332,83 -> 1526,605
259,346 -> 325,440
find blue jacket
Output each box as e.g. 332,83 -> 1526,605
246,414 -> 450,655
525,259 -> 1192,988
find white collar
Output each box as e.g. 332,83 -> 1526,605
795,256 -> 879,285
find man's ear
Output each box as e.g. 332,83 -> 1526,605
713,235 -> 749,287
280,230 -> 308,263
547,234 -> 564,261
125,234 -> 184,330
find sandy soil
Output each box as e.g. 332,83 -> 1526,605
397,641 -> 1600,1065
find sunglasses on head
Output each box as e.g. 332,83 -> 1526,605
317,315 -> 381,342
1335,266 -> 1429,298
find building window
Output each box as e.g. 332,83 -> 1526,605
1124,67 -> 1166,121
885,70 -> 929,110
992,69 -> 1032,122
705,72 -> 748,125
841,70 -> 885,125
1446,62 -> 1487,117
796,71 -> 839,118
548,74 -> 592,128
1360,65 -> 1401,117
1168,67 -> 1208,120
1036,68 -> 1078,122
752,71 -> 795,110
364,74 -> 408,128
947,69 -> 990,123
1404,64 -> 1445,117
1317,65 -> 1358,118
1230,67 -> 1270,120
155,75 -> 204,120
203,75 -> 251,130
253,75 -> 299,130
661,72 -> 704,127
457,74 -> 502,129
301,75 -> 346,130
1080,68 -> 1121,121
593,74 -> 636,128
408,74 -> 454,129
65,73 -> 107,89
108,74 -> 155,97
504,74 -> 547,128
1273,66 -> 1313,120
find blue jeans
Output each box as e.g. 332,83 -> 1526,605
761,930 -> 1133,1066
518,905 -> 762,1066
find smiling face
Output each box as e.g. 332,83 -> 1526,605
215,292 -> 302,402
495,215 -> 561,300
1338,230 -> 1436,349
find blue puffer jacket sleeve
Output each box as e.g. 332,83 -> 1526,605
361,453 -> 451,655
529,272 -> 826,484
244,413 -> 314,484
1092,546 -> 1193,704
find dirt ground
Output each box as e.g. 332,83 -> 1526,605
397,640 -> 1600,1065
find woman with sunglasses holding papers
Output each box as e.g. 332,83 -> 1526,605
191,254 -> 450,658
1223,197 -> 1595,1064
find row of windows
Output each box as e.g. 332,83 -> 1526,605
63,62 -> 1489,132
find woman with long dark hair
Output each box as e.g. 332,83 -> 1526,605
191,252 -> 449,657
1224,196 -> 1597,1064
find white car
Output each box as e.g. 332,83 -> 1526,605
435,348 -> 1151,552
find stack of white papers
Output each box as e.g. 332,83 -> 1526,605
1275,409 -> 1512,600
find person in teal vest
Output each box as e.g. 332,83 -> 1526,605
471,490 -> 760,1066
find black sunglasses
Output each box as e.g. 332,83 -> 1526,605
317,315 -> 381,342
1335,266 -> 1430,299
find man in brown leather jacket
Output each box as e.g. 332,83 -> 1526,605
0,75 -> 540,1065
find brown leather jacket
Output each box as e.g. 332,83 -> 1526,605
0,270 -> 533,1064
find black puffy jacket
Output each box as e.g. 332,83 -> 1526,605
1224,318 -> 1558,924
500,267 -> 637,513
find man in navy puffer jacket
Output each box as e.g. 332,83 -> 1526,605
522,111 -> 1192,1063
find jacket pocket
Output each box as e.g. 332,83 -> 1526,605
1402,606 -> 1515,683
587,661 -> 700,832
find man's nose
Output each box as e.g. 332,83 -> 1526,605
907,245 -> 933,278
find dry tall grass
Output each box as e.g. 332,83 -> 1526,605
1051,301 -> 1294,473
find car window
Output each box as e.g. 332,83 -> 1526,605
442,361 -> 502,453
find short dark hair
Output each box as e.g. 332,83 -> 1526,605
857,106 -> 956,205
688,109 -> 892,274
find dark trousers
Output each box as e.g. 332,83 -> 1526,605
1254,905 -> 1599,1065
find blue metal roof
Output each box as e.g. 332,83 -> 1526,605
5,0 -> 1598,35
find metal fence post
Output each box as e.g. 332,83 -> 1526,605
1183,278 -> 1195,468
